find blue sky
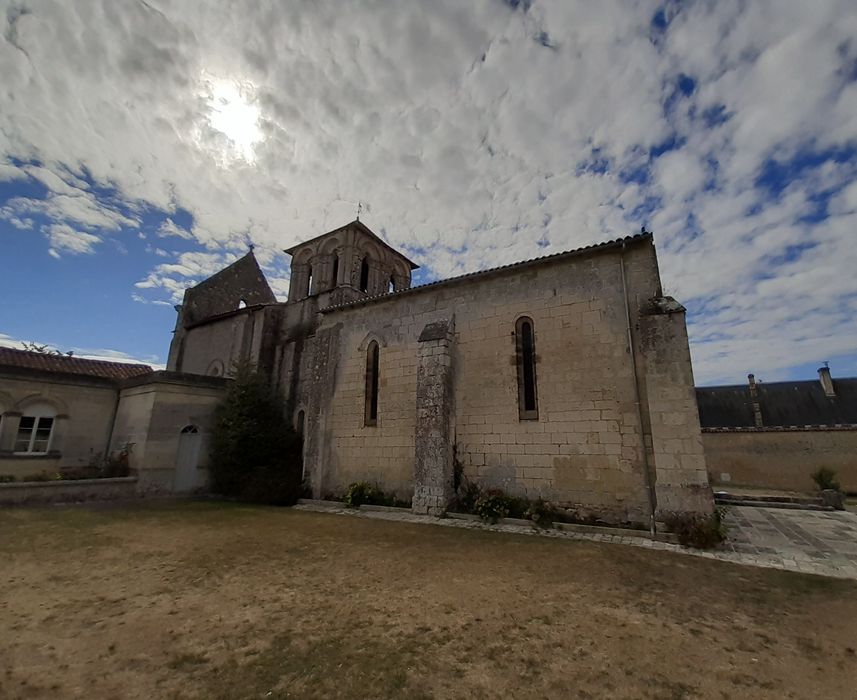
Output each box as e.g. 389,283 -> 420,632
1,0 -> 856,383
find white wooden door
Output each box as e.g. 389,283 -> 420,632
174,426 -> 201,492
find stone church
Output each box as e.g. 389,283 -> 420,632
164,219 -> 713,524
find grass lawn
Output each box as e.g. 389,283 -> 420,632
2,501 -> 856,699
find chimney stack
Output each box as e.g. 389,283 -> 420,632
747,373 -> 763,427
818,363 -> 836,398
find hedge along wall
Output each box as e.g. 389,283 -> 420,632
702,426 -> 857,493
0,476 -> 138,506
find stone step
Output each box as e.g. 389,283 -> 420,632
715,496 -> 833,512
713,491 -> 822,505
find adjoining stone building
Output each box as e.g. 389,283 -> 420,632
0,347 -> 226,493
698,368 -> 857,493
167,220 -> 714,525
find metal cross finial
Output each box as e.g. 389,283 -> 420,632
247,239 -> 255,253
357,201 -> 362,221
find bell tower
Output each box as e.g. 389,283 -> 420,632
284,220 -> 418,303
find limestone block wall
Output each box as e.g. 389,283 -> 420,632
703,427 -> 857,493
638,311 -> 714,517
307,239 -> 682,523
316,327 -> 419,499
174,307 -> 266,376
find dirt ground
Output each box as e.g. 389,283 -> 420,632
2,502 -> 856,700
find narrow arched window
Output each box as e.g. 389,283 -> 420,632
331,255 -> 340,288
388,275 -> 395,293
359,258 -> 370,293
306,264 -> 313,297
364,341 -> 379,426
515,317 -> 538,420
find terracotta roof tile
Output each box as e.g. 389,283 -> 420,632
0,347 -> 153,380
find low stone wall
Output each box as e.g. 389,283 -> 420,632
703,427 -> 857,493
0,476 -> 139,506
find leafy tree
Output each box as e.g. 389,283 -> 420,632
209,360 -> 303,505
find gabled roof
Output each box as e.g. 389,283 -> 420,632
321,231 -> 653,313
181,251 -> 276,327
283,219 -> 419,270
0,347 -> 153,381
185,251 -> 276,303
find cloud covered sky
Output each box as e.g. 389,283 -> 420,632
0,0 -> 855,383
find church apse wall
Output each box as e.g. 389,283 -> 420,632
305,236 -> 710,524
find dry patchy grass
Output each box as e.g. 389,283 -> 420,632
1,501 -> 856,699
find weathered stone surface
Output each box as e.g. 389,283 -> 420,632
158,223 -> 714,523
413,320 -> 455,515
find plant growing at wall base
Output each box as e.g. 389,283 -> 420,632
523,499 -> 562,529
342,481 -> 408,508
474,489 -> 513,523
811,466 -> 840,492
662,508 -> 727,549
209,360 -> 303,505
102,443 -> 133,478
450,479 -> 482,514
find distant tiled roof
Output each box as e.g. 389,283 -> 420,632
0,347 -> 153,381
320,231 -> 652,313
697,378 -> 857,428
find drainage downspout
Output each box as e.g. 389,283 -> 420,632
103,385 -> 121,461
619,243 -> 658,536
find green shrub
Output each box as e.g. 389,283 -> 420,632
663,509 -> 727,549
811,466 -> 840,492
342,481 -> 407,508
0,475 -> 16,483
209,360 -> 303,506
344,481 -> 381,507
523,499 -> 562,528
474,489 -> 512,523
450,480 -> 482,513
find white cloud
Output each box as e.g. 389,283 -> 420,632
0,161 -> 26,182
0,0 -> 855,382
156,218 -> 193,240
135,250 -> 240,301
43,223 -> 101,255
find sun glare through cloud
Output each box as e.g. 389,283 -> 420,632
196,75 -> 264,166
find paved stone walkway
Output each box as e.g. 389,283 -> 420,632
294,502 -> 857,580
722,506 -> 857,579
